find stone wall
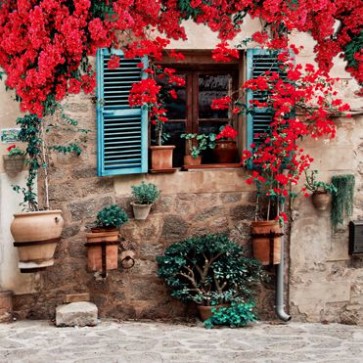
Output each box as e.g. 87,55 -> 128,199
6,94 -> 275,321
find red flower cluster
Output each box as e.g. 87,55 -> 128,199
216,125 -> 238,141
240,57 -> 350,208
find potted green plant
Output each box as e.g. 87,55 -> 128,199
10,113 -> 84,272
180,133 -> 215,165
85,204 -> 129,272
157,233 -> 264,321
304,170 -> 337,211
2,144 -> 26,177
131,181 -> 160,220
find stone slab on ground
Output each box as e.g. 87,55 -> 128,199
55,301 -> 98,327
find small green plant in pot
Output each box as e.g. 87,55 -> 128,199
180,133 -> 216,165
92,204 -> 129,232
157,233 -> 265,323
131,181 -> 160,220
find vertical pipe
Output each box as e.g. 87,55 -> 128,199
275,223 -> 291,321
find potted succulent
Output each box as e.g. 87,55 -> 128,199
304,170 -> 337,211
85,204 -> 129,272
10,114 -> 83,272
212,124 -> 239,163
157,233 -> 264,321
180,133 -> 216,165
131,181 -> 160,220
3,144 -> 26,177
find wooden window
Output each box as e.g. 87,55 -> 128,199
158,51 -> 240,166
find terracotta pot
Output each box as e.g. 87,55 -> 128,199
10,210 -> 64,272
131,202 -> 152,220
150,145 -> 175,170
311,191 -> 331,211
251,220 -> 282,265
85,230 -> 119,272
197,304 -> 228,321
184,155 -> 202,166
3,155 -> 26,177
213,140 -> 238,163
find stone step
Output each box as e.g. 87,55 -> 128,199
56,301 -> 98,327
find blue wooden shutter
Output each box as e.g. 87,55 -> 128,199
246,49 -> 281,148
96,49 -> 148,176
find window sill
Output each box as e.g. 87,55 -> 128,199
181,163 -> 241,171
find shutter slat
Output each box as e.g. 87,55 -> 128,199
97,48 -> 148,176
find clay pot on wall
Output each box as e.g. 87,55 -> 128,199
213,140 -> 238,163
130,202 -> 152,220
85,229 -> 120,273
183,155 -> 202,166
149,145 -> 175,171
3,155 -> 26,177
251,220 -> 282,265
311,191 -> 332,211
10,210 -> 64,273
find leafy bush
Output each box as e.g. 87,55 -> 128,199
95,204 -> 128,229
131,181 -> 160,204
157,233 -> 264,306
204,301 -> 257,329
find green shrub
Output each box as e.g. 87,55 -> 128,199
204,301 -> 257,329
157,233 -> 264,306
131,181 -> 160,204
96,204 -> 128,229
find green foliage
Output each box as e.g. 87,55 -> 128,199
157,233 -> 265,306
204,301 -> 257,329
304,170 -> 337,194
331,174 -> 355,228
96,204 -> 129,229
14,114 -> 43,211
12,113 -> 85,211
180,133 -> 215,158
178,0 -> 201,20
131,181 -> 160,204
344,31 -> 363,69
7,147 -> 26,157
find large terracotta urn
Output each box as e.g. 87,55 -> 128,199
10,210 -> 64,272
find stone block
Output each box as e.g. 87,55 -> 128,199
56,302 -> 98,327
64,293 -> 90,303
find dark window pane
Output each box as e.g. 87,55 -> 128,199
198,74 -> 231,119
157,74 -> 186,120
163,122 -> 186,167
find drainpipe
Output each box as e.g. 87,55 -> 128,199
275,203 -> 291,322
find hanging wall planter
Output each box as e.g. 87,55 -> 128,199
251,220 -> 283,265
311,191 -> 332,211
130,181 -> 160,220
10,210 -> 64,273
85,229 -> 120,273
3,155 -> 26,177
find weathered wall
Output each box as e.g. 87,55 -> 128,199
289,114 -> 363,324
0,81 -> 37,295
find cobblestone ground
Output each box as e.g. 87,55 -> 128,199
0,320 -> 363,363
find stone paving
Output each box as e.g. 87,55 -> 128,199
0,320 -> 363,363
